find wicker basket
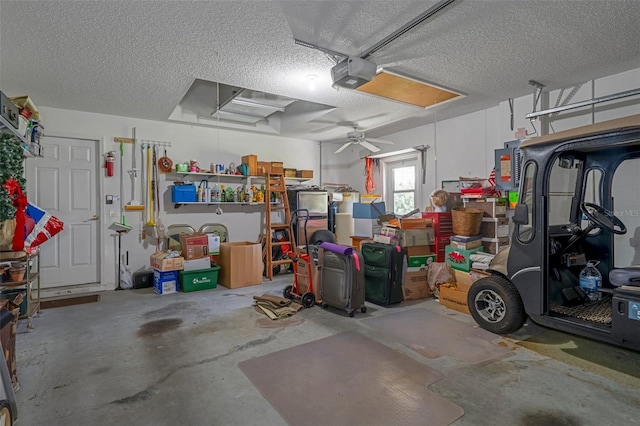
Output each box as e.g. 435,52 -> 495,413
451,208 -> 484,236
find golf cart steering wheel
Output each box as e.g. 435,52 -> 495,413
580,202 -> 627,235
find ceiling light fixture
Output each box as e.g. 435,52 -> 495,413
229,98 -> 286,112
306,74 -> 319,91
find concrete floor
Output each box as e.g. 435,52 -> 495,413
13,275 -> 640,426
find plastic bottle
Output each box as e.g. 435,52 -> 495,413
579,261 -> 602,301
211,184 -> 221,203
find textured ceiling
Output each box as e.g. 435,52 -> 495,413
1,0 -> 639,144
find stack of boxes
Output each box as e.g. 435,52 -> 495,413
403,245 -> 436,301
369,212 -> 436,302
150,232 -> 221,294
352,202 -> 385,238
466,197 -> 510,254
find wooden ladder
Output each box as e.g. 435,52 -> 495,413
264,173 -> 295,280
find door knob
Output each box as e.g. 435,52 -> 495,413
86,214 -> 100,221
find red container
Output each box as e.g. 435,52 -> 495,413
422,212 -> 453,236
429,236 -> 451,262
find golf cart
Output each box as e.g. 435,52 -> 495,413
468,114 -> 640,351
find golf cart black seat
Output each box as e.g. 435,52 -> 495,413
609,267 -> 640,287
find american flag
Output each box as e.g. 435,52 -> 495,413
487,168 -> 496,187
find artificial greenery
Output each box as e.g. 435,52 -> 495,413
0,133 -> 26,221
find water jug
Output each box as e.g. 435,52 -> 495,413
579,261 -> 602,301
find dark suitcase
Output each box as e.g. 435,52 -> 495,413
320,249 -> 366,317
361,242 -> 406,306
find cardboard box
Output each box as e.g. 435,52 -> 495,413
439,284 -> 470,314
271,161 -> 284,174
453,269 -> 473,293
449,234 -> 483,250
218,242 -> 263,288
180,232 -> 209,260
399,218 -> 429,229
469,269 -> 491,283
402,270 -> 431,301
296,170 -> 313,178
360,194 -> 383,203
150,251 -> 184,272
284,168 -> 297,177
241,154 -> 258,176
153,269 -> 179,295
373,234 -> 399,245
183,257 -> 211,271
206,234 -> 221,255
380,226 -> 401,237
399,228 -> 434,247
257,161 -> 271,176
406,245 -> 435,272
445,245 -> 481,272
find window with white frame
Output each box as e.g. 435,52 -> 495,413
384,156 -> 419,215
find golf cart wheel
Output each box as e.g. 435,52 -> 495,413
0,401 -> 12,426
348,310 -> 355,318
301,292 -> 315,308
283,285 -> 294,300
467,275 -> 527,334
360,307 -> 367,313
322,303 -> 328,309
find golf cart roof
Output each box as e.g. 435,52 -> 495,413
519,114 -> 640,149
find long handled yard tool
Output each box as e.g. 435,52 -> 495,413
153,145 -> 166,241
145,145 -> 158,239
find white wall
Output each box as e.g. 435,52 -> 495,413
323,68 -> 640,211
36,107 -> 319,290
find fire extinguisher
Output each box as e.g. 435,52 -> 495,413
105,151 -> 116,177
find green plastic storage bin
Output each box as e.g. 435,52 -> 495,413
179,266 -> 220,292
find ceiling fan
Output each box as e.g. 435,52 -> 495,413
334,126 -> 394,154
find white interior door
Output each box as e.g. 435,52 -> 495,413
25,136 -> 100,288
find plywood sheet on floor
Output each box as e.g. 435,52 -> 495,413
40,294 -> 100,309
238,331 -> 464,426
362,309 -> 509,364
